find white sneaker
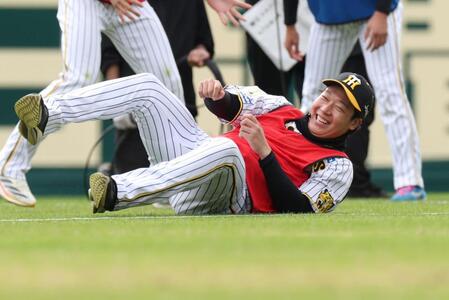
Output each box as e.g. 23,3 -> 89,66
0,175 -> 36,207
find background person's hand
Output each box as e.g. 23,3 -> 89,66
284,25 -> 304,61
206,0 -> 252,26
187,46 -> 211,67
110,0 -> 144,23
364,11 -> 388,51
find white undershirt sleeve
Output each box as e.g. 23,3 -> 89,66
223,85 -> 292,126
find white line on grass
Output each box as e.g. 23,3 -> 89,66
0,214 -> 272,223
1,211 -> 449,222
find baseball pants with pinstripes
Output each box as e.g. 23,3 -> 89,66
0,0 -> 183,181
44,73 -> 250,214
301,3 -> 423,190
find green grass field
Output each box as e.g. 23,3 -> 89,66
1,194 -> 449,300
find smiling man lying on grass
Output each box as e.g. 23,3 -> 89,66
14,72 -> 373,214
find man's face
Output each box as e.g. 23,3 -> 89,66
308,85 -> 362,139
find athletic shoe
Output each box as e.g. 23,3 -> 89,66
0,175 -> 36,207
14,94 -> 48,145
89,172 -> 117,213
391,185 -> 426,201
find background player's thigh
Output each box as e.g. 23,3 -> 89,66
42,0 -> 103,99
302,23 -> 359,110
103,2 -> 184,101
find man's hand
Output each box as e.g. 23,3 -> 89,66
239,114 -> 272,159
198,79 -> 225,100
206,0 -> 252,26
110,0 -> 144,23
284,25 -> 304,61
364,11 -> 388,52
187,45 -> 211,67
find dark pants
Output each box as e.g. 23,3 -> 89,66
112,129 -> 149,174
341,52 -> 377,195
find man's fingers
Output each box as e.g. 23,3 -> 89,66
213,82 -> 223,97
371,36 -> 379,51
198,81 -> 205,98
232,0 -> 252,10
199,79 -> 223,99
115,1 -> 141,22
127,6 -> 141,18
238,124 -> 252,137
123,9 -> 137,21
286,44 -> 294,57
376,34 -> 387,49
230,7 -> 245,22
365,35 -> 374,51
207,81 -> 216,96
128,0 -> 144,7
241,115 -> 259,129
244,114 -> 258,123
116,9 -> 126,24
226,11 -> 239,26
288,45 -> 304,61
218,12 -> 228,25
364,26 -> 371,41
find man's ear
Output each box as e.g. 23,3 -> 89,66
349,118 -> 363,131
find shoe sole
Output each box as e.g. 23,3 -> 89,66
391,192 -> 427,202
391,196 -> 426,202
89,172 -> 110,214
0,179 -> 35,207
14,94 -> 43,145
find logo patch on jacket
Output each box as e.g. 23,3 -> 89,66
315,189 -> 335,213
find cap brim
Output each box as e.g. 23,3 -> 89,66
322,79 -> 361,112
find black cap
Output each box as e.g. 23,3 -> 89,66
322,72 -> 374,120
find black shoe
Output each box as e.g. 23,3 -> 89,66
348,183 -> 388,198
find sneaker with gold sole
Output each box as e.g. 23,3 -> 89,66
89,172 -> 117,213
14,94 -> 48,145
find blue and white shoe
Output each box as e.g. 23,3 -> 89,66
391,185 -> 426,201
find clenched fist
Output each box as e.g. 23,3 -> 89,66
198,79 -> 225,101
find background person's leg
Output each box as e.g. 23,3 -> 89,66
103,2 -> 184,102
359,3 -> 424,196
0,0 -> 103,205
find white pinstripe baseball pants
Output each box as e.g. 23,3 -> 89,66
44,73 -> 249,214
302,3 -> 423,189
0,0 -> 183,180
